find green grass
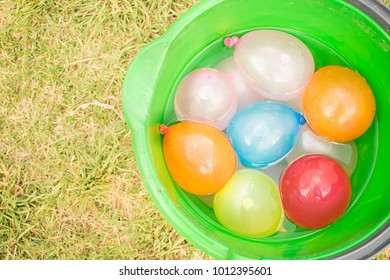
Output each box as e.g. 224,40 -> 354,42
0,0 -> 389,260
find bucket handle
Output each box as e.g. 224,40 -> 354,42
122,38 -> 168,132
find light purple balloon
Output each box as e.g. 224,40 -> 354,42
233,30 -> 315,101
215,56 -> 264,110
174,68 -> 238,130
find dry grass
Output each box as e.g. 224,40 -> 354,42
374,247 -> 390,260
0,0 -> 208,260
0,0 -> 388,260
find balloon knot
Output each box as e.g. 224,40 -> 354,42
298,113 -> 307,126
224,36 -> 239,48
159,124 -> 168,135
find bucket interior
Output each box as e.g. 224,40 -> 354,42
126,0 -> 390,259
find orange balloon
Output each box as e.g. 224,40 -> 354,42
302,65 -> 376,142
161,121 -> 237,195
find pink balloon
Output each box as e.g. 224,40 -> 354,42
215,56 -> 264,110
174,68 -> 238,130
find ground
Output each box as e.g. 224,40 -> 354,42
0,0 -> 388,260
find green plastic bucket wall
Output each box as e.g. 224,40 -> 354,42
122,0 -> 390,259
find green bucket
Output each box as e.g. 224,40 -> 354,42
122,0 -> 390,259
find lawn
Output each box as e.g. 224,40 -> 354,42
0,0 -> 389,260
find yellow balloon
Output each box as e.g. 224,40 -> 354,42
213,169 -> 283,238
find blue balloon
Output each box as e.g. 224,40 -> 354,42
226,101 -> 306,168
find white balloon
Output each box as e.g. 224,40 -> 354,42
260,160 -> 288,186
283,95 -> 303,113
286,125 -> 358,175
215,56 -> 264,110
237,160 -> 287,186
234,30 -> 315,101
174,68 -> 237,130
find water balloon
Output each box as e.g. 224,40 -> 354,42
215,56 -> 264,110
161,121 -> 237,195
213,169 -> 283,238
226,101 -> 305,168
302,65 -> 376,142
230,30 -> 314,100
280,154 -> 352,229
286,125 -> 358,175
175,68 -> 238,130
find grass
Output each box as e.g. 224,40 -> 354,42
0,0 -> 389,260
0,0 -> 208,260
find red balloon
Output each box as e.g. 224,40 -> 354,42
280,154 -> 352,229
